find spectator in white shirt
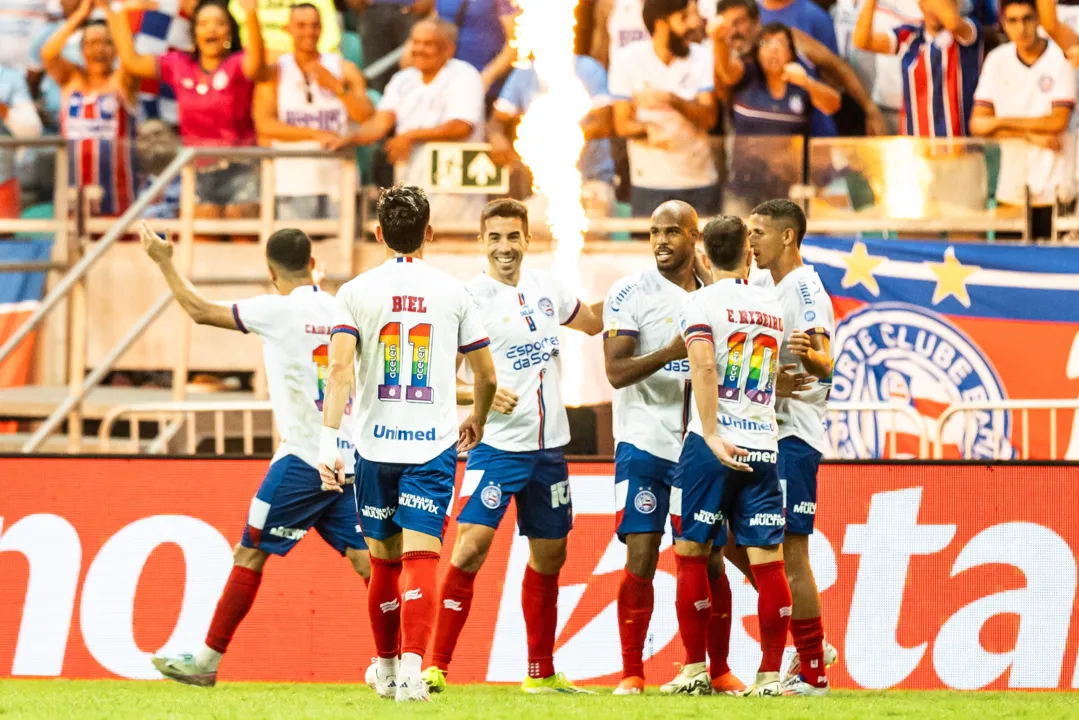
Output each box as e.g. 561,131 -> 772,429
341,16 -> 485,227
971,0 -> 1075,239
610,0 -> 718,217
253,3 -> 374,220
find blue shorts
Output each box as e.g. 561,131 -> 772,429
354,444 -> 458,541
457,444 -> 572,539
671,432 -> 785,548
780,436 -> 821,535
240,454 -> 367,556
614,442 -> 676,541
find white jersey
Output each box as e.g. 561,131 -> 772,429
771,265 -> 835,454
332,257 -> 489,464
607,0 -> 646,69
273,52 -> 350,198
679,278 -> 783,451
604,267 -> 693,463
466,270 -> 582,452
230,285 -> 355,469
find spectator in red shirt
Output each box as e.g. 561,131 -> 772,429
109,0 -> 268,229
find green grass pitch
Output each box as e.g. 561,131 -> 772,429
2,681 -> 1077,720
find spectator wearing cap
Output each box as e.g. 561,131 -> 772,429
44,0 -> 138,217
253,2 -> 374,220
854,0 -> 981,138
971,0 -> 1074,239
488,53 -> 616,220
610,0 -> 718,217
352,0 -> 433,93
110,0 -> 268,231
340,16 -> 485,226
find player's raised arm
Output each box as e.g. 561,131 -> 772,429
139,223 -> 238,330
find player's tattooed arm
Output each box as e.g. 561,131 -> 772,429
138,222 -> 238,330
604,332 -> 687,389
788,331 -> 832,380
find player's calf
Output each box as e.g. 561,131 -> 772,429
618,533 -> 661,686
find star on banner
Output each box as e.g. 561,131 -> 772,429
928,246 -> 980,307
840,241 -> 885,296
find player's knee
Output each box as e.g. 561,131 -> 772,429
625,534 -> 661,579
452,530 -> 492,573
233,544 -> 268,571
707,549 -> 726,582
674,539 -> 710,558
346,548 -> 370,580
528,539 -> 567,574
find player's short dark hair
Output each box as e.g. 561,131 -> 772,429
717,0 -> 759,22
290,2 -> 320,17
266,228 -> 312,273
481,198 -> 529,235
643,0 -> 690,35
1000,0 -> 1036,13
702,216 -> 748,271
378,184 -> 430,254
750,198 -> 807,246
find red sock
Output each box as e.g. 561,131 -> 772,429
791,617 -> 827,687
750,561 -> 792,674
617,569 -> 654,680
674,554 -> 710,666
205,565 -> 262,653
400,551 -> 440,658
522,565 -> 559,679
430,564 -> 477,672
367,556 -> 403,659
708,570 -> 732,679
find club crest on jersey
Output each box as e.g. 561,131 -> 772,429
828,304 -> 1010,459
538,297 -> 555,317
634,489 -> 657,514
480,484 -> 503,510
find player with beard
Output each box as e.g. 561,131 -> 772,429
609,0 -> 719,217
743,199 -> 834,696
422,199 -> 603,695
603,201 -> 737,696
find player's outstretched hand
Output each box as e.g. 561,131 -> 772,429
788,330 -> 813,358
703,433 -> 752,472
138,221 -> 173,263
491,387 -> 518,415
318,457 -> 347,493
458,413 -> 484,452
775,363 -> 813,399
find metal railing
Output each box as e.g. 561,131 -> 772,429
825,401 -> 930,459
99,401 -> 276,455
933,399 -> 1079,460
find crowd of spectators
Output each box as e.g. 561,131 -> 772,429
2,0 -> 1079,236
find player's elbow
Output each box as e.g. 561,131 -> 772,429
605,367 -> 629,389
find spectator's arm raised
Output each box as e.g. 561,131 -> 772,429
923,0 -> 977,45
102,0 -> 157,78
590,0 -> 613,67
710,13 -> 745,98
478,4 -> 519,91
1037,0 -> 1078,51
237,0 -> 269,81
852,0 -> 894,55
42,0 -> 94,86
790,28 -> 888,136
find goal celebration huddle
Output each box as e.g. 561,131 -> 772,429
138,183 -> 834,702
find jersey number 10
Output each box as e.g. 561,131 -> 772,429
312,345 -> 352,414
720,331 -> 778,406
378,322 -> 434,404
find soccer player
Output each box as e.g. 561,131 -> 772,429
141,223 -> 367,687
317,185 -> 498,703
422,199 -> 603,695
668,215 -> 793,697
745,199 -> 834,696
602,200 -> 735,696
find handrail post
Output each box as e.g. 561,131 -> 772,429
173,164 -> 198,406
340,154 -> 357,277
66,191 -> 90,452
46,144 -> 72,388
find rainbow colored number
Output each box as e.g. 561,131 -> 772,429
312,344 -> 352,413
718,331 -> 778,406
379,322 -> 435,404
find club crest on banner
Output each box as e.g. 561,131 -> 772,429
828,303 -> 1011,459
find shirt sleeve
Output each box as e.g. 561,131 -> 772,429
457,288 -> 490,353
603,279 -> 641,339
445,64 -> 486,128
329,289 -> 360,341
230,295 -> 281,338
157,51 -> 180,86
972,51 -> 997,108
493,67 -> 528,117
608,50 -> 632,100
888,25 -> 918,56
957,18 -> 980,48
577,56 -> 613,109
555,278 -> 583,326
678,294 -> 713,349
378,71 -> 402,113
692,44 -> 715,94
791,276 -> 834,338
1051,53 -> 1077,110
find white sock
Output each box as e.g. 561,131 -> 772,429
195,645 -> 223,672
400,652 -> 422,677
379,656 -> 399,678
